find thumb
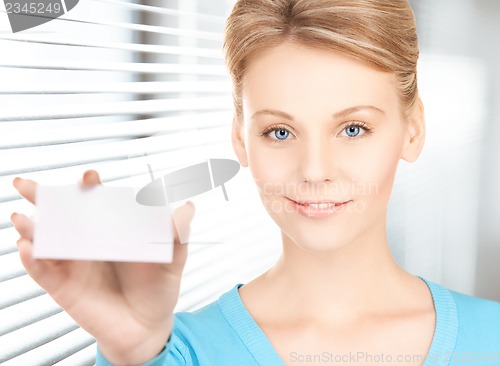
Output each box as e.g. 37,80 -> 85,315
170,201 -> 195,268
172,201 -> 195,245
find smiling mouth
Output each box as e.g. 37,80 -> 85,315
285,197 -> 352,218
289,199 -> 350,207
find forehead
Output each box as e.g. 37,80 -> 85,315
242,42 -> 398,117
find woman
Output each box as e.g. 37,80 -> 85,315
11,0 -> 500,365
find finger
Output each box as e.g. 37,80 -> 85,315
12,177 -> 37,205
172,201 -> 195,245
11,213 -> 34,241
16,238 -> 61,284
80,170 -> 102,189
169,201 -> 195,270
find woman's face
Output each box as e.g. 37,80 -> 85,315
233,42 -> 424,252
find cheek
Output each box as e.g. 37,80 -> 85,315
347,136 -> 402,203
247,142 -> 294,191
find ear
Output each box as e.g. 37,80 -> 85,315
231,117 -> 249,167
401,97 -> 426,163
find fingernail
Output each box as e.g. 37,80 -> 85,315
10,212 -> 18,221
12,177 -> 21,187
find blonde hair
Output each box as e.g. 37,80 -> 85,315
223,0 -> 419,122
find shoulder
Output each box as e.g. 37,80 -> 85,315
449,289 -> 500,360
448,288 -> 500,335
165,284 -> 252,365
421,277 -> 500,329
450,288 -> 500,318
173,284 -> 241,339
421,277 -> 500,358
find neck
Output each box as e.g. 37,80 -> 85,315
260,216 -> 413,322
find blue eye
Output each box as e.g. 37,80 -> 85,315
345,125 -> 361,137
273,129 -> 290,140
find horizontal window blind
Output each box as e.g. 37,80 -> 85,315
0,0 -> 281,364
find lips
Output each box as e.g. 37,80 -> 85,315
286,198 -> 352,218
291,199 -> 349,206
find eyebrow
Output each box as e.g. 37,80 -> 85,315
251,109 -> 294,120
251,105 -> 385,121
333,105 -> 385,119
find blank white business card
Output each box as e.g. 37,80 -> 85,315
32,184 -> 174,263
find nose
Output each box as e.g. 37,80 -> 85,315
299,137 -> 335,183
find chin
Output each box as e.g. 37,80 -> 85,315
282,230 -> 353,253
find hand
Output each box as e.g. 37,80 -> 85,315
10,170 -> 196,365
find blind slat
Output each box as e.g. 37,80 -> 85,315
0,96 -> 232,122
91,0 -> 226,23
0,312 -> 80,362
0,61 -> 227,74
0,126 -> 230,175
0,229 -> 19,255
1,328 -> 95,366
0,81 -> 231,94
53,343 -> 97,366
0,111 -> 232,149
5,13 -> 223,41
0,35 -> 223,58
0,294 -> 62,336
0,275 -> 45,310
0,252 -> 26,282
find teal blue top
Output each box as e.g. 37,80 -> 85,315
96,277 -> 500,365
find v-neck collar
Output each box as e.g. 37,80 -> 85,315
419,276 -> 459,365
218,277 -> 458,366
218,283 -> 286,365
